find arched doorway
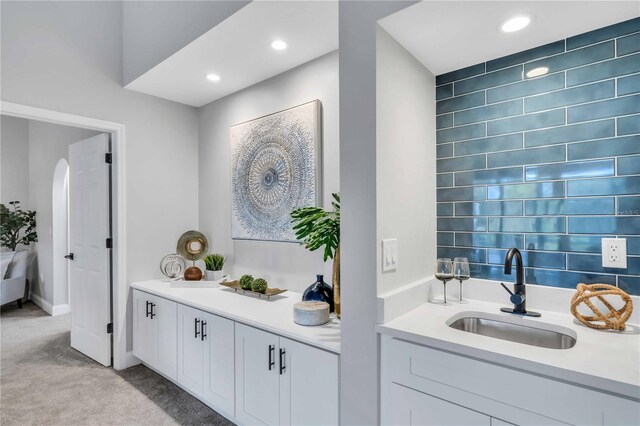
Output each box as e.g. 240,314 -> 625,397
52,158 -> 69,315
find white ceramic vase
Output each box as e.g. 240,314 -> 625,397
205,270 -> 225,281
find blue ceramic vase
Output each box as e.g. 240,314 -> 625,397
302,275 -> 335,312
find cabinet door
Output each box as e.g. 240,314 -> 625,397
279,337 -> 339,426
235,323 -> 280,425
151,294 -> 178,380
390,383 -> 491,426
132,290 -> 156,366
202,312 -> 235,416
177,304 -> 206,396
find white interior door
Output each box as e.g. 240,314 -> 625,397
68,133 -> 111,366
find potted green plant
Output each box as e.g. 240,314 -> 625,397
1,201 -> 38,251
291,193 -> 340,316
203,253 -> 226,281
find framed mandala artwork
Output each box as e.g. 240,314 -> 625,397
230,100 -> 321,242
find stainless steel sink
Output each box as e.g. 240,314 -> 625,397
447,312 -> 577,350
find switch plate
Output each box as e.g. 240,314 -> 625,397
602,238 -> 627,268
382,239 -> 398,272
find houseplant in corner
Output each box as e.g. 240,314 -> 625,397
291,193 -> 341,317
203,253 -> 226,281
0,201 -> 38,251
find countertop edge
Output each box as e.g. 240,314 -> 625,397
132,282 -> 340,355
376,323 -> 640,402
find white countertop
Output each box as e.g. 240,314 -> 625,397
132,280 -> 340,354
376,298 -> 640,400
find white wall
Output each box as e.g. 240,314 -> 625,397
27,120 -> 99,308
1,116 -> 29,209
338,2 -> 417,424
52,159 -> 69,310
122,1 -> 249,84
376,27 -> 436,295
198,51 -> 339,294
1,1 -> 199,353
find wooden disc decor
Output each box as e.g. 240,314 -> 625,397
176,230 -> 208,261
570,283 -> 633,331
177,230 -> 208,281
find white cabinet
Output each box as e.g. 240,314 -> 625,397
280,337 -> 339,426
132,288 -> 340,426
202,310 -> 236,416
133,290 -> 177,380
390,383 -> 490,426
381,336 -> 640,426
236,324 -> 339,426
235,324 -> 281,425
177,304 -> 235,416
177,304 -> 207,395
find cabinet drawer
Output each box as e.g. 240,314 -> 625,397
388,338 -> 639,426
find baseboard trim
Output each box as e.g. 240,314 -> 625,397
29,291 -> 53,315
51,303 -> 70,316
115,351 -> 141,370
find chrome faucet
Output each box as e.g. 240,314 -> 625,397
500,248 -> 541,317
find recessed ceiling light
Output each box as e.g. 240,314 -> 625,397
501,15 -> 531,33
206,73 -> 221,82
271,40 -> 288,50
526,67 -> 549,78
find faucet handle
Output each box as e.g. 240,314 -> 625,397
500,282 -> 514,296
501,282 -> 525,305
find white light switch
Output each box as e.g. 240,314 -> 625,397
602,238 -> 627,268
382,239 -> 398,272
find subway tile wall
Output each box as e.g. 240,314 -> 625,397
435,18 -> 640,295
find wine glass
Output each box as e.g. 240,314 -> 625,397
453,257 -> 470,304
434,258 -> 454,305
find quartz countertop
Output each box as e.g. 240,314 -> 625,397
376,298 -> 640,400
132,280 -> 340,354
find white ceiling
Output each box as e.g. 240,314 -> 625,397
126,1 -> 338,107
379,1 -> 640,76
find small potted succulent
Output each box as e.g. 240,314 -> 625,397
203,253 -> 226,281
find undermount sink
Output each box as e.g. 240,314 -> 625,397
447,312 -> 577,350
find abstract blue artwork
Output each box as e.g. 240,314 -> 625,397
231,100 -> 321,242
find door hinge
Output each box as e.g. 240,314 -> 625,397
106,238 -> 113,249
107,323 -> 113,334
105,153 -> 112,164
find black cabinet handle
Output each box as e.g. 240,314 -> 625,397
194,318 -> 200,338
201,321 -> 207,341
145,301 -> 151,318
64,253 -> 74,260
150,303 -> 156,319
268,345 -> 275,370
279,348 -> 286,375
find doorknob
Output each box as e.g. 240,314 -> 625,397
64,253 -> 75,260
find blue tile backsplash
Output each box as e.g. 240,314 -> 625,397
435,18 -> 640,295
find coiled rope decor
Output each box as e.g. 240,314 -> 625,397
570,283 -> 633,331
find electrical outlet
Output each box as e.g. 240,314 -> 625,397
382,239 -> 398,272
602,238 -> 627,269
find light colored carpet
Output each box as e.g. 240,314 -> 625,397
1,302 -> 234,425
